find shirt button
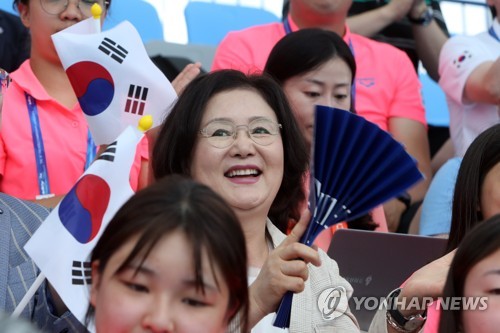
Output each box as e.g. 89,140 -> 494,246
72,121 -> 78,127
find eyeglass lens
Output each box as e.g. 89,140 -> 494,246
40,0 -> 106,16
201,119 -> 281,148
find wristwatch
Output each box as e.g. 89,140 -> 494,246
386,288 -> 426,333
396,191 -> 412,211
408,7 -> 434,26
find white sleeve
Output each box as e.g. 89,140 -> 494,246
438,35 -> 496,105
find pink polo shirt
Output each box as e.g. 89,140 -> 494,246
0,60 -> 145,200
212,17 -> 426,131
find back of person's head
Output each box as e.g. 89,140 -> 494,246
439,214 -> 500,333
152,69 -> 309,232
264,28 -> 356,86
447,124 -> 500,252
87,175 -> 249,332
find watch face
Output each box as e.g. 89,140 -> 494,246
404,316 -> 426,331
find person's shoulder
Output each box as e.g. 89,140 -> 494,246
441,33 -> 493,60
0,193 -> 50,219
223,21 -> 282,41
350,32 -> 409,58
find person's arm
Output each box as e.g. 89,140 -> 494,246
464,57 -> 500,105
409,0 -> 449,81
430,138 -> 454,175
368,250 -> 455,333
385,118 -> 432,232
439,35 -> 498,106
347,0 -> 413,37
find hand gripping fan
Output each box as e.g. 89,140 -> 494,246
273,105 -> 424,328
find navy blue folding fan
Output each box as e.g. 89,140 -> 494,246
273,105 -> 424,328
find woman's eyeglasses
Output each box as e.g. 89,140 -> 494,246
39,0 -> 109,17
199,118 -> 282,149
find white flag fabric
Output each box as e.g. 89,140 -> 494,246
24,126 -> 143,325
52,17 -> 177,145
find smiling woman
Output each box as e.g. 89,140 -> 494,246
87,175 -> 249,333
152,70 -> 360,332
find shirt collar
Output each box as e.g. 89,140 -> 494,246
10,60 -> 53,101
286,14 -> 351,43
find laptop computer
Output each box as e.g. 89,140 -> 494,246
327,229 -> 448,332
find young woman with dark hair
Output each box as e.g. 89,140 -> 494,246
439,214 -> 500,333
263,28 -> 386,249
88,175 -> 249,333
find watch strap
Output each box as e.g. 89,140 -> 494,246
408,7 -> 433,26
386,288 -> 427,332
396,191 -> 412,211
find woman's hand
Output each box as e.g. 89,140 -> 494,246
248,211 -> 321,326
171,62 -> 202,95
398,249 -> 456,317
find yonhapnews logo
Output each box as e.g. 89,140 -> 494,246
317,286 -> 349,320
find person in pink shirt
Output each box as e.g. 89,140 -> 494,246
0,0 -> 200,206
263,28 -> 388,251
212,0 -> 432,233
0,0 -> 113,207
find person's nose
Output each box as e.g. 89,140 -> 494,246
142,298 -> 175,333
230,126 -> 256,157
318,95 -> 335,108
59,0 -> 84,21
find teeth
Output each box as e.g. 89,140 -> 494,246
227,169 -> 259,177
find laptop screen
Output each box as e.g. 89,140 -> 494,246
327,229 -> 447,331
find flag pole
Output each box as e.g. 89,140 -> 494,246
11,273 -> 46,318
91,3 -> 102,33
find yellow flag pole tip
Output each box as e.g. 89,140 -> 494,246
91,3 -> 102,19
138,115 -> 153,132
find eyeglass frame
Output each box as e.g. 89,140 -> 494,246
39,0 -> 110,16
199,118 -> 283,149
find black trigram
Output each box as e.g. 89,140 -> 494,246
97,141 -> 117,162
125,84 -> 149,115
72,260 -> 92,285
98,37 -> 128,64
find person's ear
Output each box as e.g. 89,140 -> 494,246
90,260 -> 102,306
18,2 -> 31,29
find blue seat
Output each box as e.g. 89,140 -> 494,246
0,3 -> 18,15
103,0 -> 164,44
420,73 -> 450,127
184,1 -> 280,46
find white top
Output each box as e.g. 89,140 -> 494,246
438,19 -> 500,157
248,266 -> 291,333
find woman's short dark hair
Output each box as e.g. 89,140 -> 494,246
87,175 -> 249,332
264,28 -> 356,86
447,124 -> 500,252
152,69 -> 309,232
438,214 -> 500,333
